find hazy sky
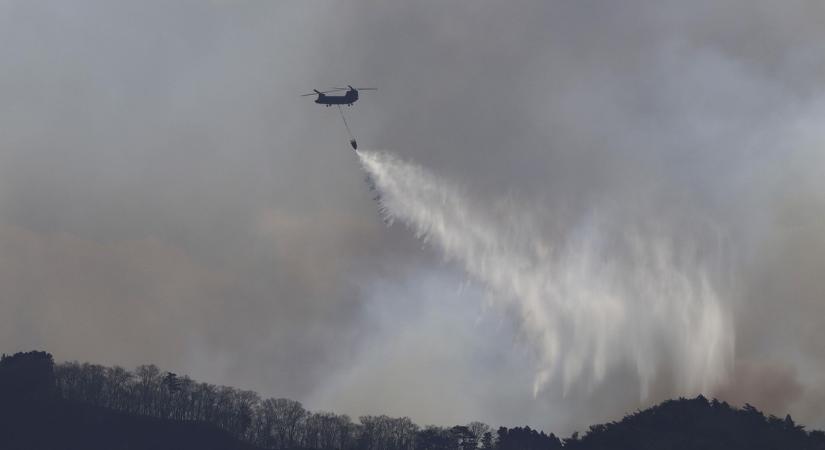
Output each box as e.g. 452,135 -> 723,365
1,0 -> 825,435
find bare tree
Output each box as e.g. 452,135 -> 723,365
466,422 -> 490,448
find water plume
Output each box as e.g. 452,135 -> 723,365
357,149 -> 734,398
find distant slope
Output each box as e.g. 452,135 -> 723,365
564,396 -> 825,450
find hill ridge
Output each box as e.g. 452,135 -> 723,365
2,350 -> 823,450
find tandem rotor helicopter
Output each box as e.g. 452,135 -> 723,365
301,85 -> 376,106
302,85 -> 376,149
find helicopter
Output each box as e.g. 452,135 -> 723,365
301,85 -> 376,106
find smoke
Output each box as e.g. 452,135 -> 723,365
3,0 -> 824,434
358,149 -> 734,398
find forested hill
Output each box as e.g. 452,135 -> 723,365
2,351 -> 824,450
0,351 -> 256,450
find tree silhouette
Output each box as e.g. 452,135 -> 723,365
4,350 -> 825,450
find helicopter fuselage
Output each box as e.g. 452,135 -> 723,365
315,89 -> 359,106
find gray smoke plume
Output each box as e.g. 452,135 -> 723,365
2,0 -> 825,436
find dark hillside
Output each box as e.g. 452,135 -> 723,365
2,350 -> 824,450
2,399 -> 258,450
566,396 -> 825,450
0,351 -> 257,450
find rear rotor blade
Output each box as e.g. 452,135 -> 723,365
301,88 -> 348,97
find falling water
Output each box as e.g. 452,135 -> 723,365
357,149 -> 734,398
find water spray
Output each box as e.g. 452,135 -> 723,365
357,149 -> 734,398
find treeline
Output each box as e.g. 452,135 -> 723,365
1,351 -> 258,450
57,363 -> 260,440
6,351 -> 825,450
55,360 -> 560,450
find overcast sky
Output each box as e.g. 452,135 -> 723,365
1,0 -> 825,435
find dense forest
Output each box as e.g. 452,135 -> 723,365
2,350 -> 825,450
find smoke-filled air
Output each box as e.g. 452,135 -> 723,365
358,150 -> 733,398
4,0 -> 825,440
